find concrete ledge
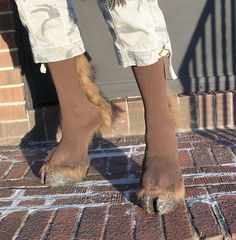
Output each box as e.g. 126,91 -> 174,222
0,91 -> 236,146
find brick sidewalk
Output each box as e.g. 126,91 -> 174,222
0,129 -> 236,240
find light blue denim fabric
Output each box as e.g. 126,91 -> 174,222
14,0 -> 177,79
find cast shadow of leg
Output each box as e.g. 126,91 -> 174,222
18,100 -> 143,207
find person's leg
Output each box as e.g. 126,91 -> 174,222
40,56 -> 107,186
132,58 -> 184,215
15,0 -> 112,186
98,0 -> 185,214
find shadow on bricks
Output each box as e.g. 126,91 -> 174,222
18,134 -> 143,207
87,136 -> 143,206
194,128 -> 236,147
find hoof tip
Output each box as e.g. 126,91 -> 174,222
142,196 -> 179,215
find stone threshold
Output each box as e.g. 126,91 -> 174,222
0,91 -> 236,146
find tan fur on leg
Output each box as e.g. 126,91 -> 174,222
167,91 -> 189,131
76,55 -> 112,135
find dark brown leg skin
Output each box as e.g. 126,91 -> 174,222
40,55 -> 112,187
132,57 -> 185,215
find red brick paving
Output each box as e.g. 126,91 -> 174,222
16,210 -> 54,240
184,187 -> 208,198
0,200 -> 12,207
178,150 -> 193,168
189,202 -> 223,239
18,199 -> 46,207
46,208 -> 79,240
24,186 -> 87,196
163,202 -> 193,240
0,189 -> 15,198
105,205 -> 132,239
52,196 -> 86,206
0,162 -> 11,179
5,162 -> 29,179
0,211 -> 28,240
76,206 -> 107,240
0,129 -> 236,239
191,148 -> 216,166
217,196 -> 236,239
134,206 -> 163,240
212,146 -> 235,164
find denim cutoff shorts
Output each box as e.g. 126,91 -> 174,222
15,0 -> 177,79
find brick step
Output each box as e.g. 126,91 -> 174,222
1,91 -> 236,146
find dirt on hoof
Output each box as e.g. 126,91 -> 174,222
137,177 -> 185,215
40,156 -> 90,187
